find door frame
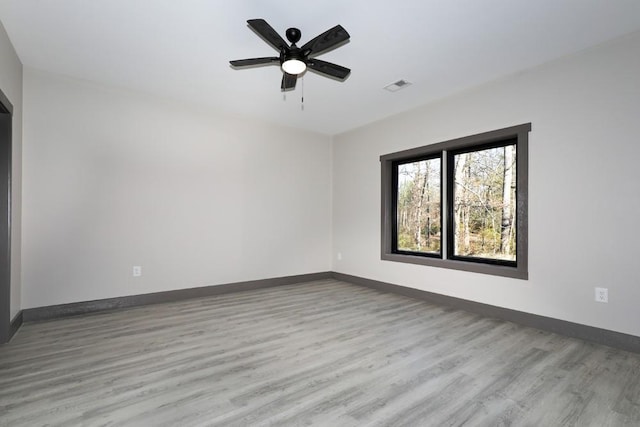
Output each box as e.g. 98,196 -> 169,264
0,87 -> 13,344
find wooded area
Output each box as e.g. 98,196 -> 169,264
453,144 -> 516,261
396,144 -> 517,261
396,158 -> 441,254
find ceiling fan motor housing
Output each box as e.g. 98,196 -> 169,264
285,27 -> 302,44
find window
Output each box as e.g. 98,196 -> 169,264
394,156 -> 441,256
381,123 -> 530,279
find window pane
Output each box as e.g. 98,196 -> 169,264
453,144 -> 516,261
396,158 -> 441,254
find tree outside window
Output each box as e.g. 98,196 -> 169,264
449,142 -> 517,265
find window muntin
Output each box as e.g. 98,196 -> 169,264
448,141 -> 517,266
393,156 -> 441,256
380,123 -> 530,280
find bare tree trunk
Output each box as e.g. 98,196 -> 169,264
415,165 -> 429,251
425,161 -> 431,248
500,146 -> 514,254
463,199 -> 470,252
426,189 -> 431,248
454,153 -> 469,254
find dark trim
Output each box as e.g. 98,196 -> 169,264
332,272 -> 640,354
22,272 -> 333,322
0,89 -> 12,344
381,123 -> 530,280
8,310 -> 22,339
0,88 -> 12,115
380,123 -> 531,162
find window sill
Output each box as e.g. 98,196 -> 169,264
381,252 -> 528,280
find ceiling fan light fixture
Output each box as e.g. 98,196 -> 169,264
282,59 -> 306,75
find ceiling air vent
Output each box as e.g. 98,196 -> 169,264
384,79 -> 412,92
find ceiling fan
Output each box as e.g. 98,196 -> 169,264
230,19 -> 351,91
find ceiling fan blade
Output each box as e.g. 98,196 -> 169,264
281,73 -> 297,91
300,25 -> 350,57
247,19 -> 289,52
230,57 -> 279,67
307,59 -> 351,80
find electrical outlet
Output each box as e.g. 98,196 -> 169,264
337,252 -> 342,261
133,266 -> 142,277
595,287 -> 608,303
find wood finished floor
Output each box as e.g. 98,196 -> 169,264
1,279 -> 640,426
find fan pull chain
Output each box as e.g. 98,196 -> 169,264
301,76 -> 304,111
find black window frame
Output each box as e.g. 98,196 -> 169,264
380,123 -> 530,280
391,153 -> 443,259
446,138 -> 518,267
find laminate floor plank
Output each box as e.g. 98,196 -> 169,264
2,279 -> 640,426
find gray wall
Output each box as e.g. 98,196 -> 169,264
0,20 -> 22,321
22,69 -> 332,308
332,31 -> 640,337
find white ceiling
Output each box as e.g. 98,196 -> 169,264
2,1 -> 640,135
